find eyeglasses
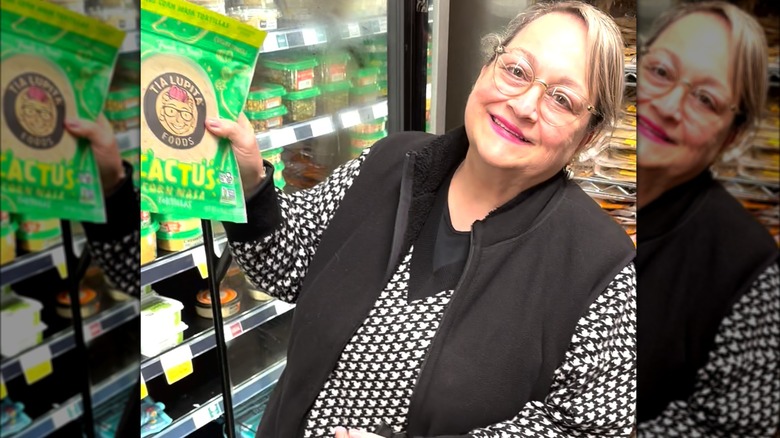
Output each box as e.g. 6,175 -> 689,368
638,48 -> 738,124
492,45 -> 598,127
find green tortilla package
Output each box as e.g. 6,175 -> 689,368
0,0 -> 124,223
140,0 -> 266,223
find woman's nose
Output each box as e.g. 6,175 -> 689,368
506,83 -> 544,123
649,84 -> 686,120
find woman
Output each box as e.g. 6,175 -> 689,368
209,1 -> 636,437
635,2 -> 779,436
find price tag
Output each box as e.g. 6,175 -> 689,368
347,23 -> 360,38
20,345 -> 53,385
159,345 -> 194,385
373,101 -> 389,119
52,248 -> 67,279
192,248 -> 208,278
302,28 -> 319,45
274,300 -> 294,314
272,128 -> 297,148
379,18 -> 387,33
84,320 -> 103,342
192,403 -> 223,429
141,375 -> 148,399
310,117 -> 334,138
51,403 -> 80,429
261,33 -> 279,52
224,321 -> 244,342
340,110 -> 361,129
1,375 -> 7,399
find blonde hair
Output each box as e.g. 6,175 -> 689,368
481,1 -> 626,138
642,1 -> 768,145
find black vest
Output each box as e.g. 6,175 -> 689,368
257,127 -> 636,437
636,171 -> 779,422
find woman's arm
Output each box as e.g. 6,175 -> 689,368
637,263 -> 780,438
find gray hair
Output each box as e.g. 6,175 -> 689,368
480,1 -> 626,138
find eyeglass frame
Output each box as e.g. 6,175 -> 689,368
637,46 -> 740,120
491,44 -> 599,126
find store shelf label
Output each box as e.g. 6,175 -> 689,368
379,18 -> 388,33
302,28 -> 319,45
52,248 -> 67,279
373,101 -> 388,119
19,345 -> 53,385
192,403 -> 223,429
159,345 -> 194,385
347,23 -> 360,38
51,403 -> 81,429
141,375 -> 148,400
1,375 -> 6,399
273,127 -> 297,148
310,118 -> 334,138
224,321 -> 244,342
192,248 -> 208,278
84,321 -> 103,343
340,110 -> 361,129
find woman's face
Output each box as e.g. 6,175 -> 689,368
463,12 -> 594,180
637,12 -> 737,180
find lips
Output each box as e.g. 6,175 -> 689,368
489,114 -> 531,144
637,116 -> 675,145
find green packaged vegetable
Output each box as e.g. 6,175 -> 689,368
140,0 -> 266,223
0,0 -> 124,223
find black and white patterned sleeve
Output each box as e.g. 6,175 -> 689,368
227,149 -> 370,303
637,263 -> 780,438
82,162 -> 140,297
469,263 -> 637,438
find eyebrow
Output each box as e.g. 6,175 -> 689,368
508,46 -> 589,96
650,48 -> 731,92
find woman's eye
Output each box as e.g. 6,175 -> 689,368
551,93 -> 573,111
694,91 -> 718,111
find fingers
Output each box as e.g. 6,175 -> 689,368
334,426 -> 349,438
64,115 -> 116,149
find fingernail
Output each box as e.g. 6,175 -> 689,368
333,426 -> 346,432
65,119 -> 79,128
348,430 -> 362,438
206,118 -> 220,128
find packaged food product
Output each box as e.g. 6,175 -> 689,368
378,80 -> 388,97
319,81 -> 351,114
46,0 -> 86,14
141,220 -> 158,265
224,265 -> 272,302
363,36 -> 387,54
350,130 -> 387,158
141,210 -> 152,228
1,0 -> 124,223
140,0 -> 267,223
141,321 -> 188,357
87,1 -> 140,31
1,221 -> 16,265
141,294 -> 184,335
107,106 -> 141,133
0,398 -> 32,436
593,161 -> 636,183
283,87 -> 321,122
1,295 -> 43,333
18,225 -> 62,252
140,398 -> 174,436
184,0 -> 226,14
0,321 -> 46,357
353,67 -> 379,87
247,105 -> 287,133
227,5 -> 279,30
350,117 -> 386,134
157,226 -> 203,252
318,52 -> 351,84
56,287 -> 101,319
282,138 -> 335,189
350,83 -> 380,106
245,83 -> 286,112
195,287 -> 241,318
155,214 -> 201,235
260,56 -> 318,91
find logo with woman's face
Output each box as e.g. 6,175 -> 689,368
144,73 -> 207,150
3,73 -> 66,150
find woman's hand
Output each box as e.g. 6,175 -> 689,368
205,113 -> 265,194
334,426 -> 384,438
64,113 -> 126,194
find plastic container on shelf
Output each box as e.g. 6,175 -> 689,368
260,56 -> 318,91
1,295 -> 43,333
106,106 -> 141,133
141,322 -> 188,358
141,221 -> 158,265
141,210 -> 152,228
319,81 -> 351,114
283,87 -> 321,122
245,83 -> 286,112
350,130 -> 387,158
378,80 -> 387,97
1,221 -> 16,265
1,321 -> 46,357
363,36 -> 387,54
350,83 -> 380,106
155,214 -> 204,251
141,294 -> 184,335
155,214 -> 201,234
350,117 -> 386,134
247,105 -> 288,133
184,0 -> 226,14
1,398 -> 32,436
56,288 -> 101,319
106,84 -> 140,113
318,52 -> 351,84
18,227 -> 62,252
227,5 -> 280,30
195,288 -> 241,318
224,266 -> 273,302
352,67 -> 379,87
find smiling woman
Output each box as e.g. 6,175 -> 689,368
209,1 -> 637,437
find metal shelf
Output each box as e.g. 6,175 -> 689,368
338,16 -> 388,40
141,300 -> 293,382
0,237 -> 86,288
140,236 -> 228,287
1,299 -> 139,383
256,100 -> 388,151
12,364 -> 137,438
716,177 -> 780,203
573,176 -> 637,203
153,360 -> 286,437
